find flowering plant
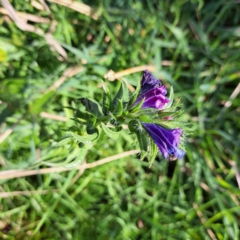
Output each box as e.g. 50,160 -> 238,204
68,70 -> 193,165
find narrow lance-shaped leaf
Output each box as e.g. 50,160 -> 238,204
128,80 -> 141,107
74,110 -> 96,125
148,138 -> 158,167
110,82 -> 123,112
129,97 -> 145,113
108,112 -> 122,131
128,120 -> 148,159
65,147 -> 87,168
121,80 -> 129,105
80,98 -> 103,118
138,114 -> 154,123
112,99 -> 123,117
101,80 -> 111,115
136,131 -> 148,160
29,90 -> 55,114
69,131 -> 99,149
110,82 -> 128,112
163,86 -> 174,109
102,92 -> 111,115
57,136 -> 73,146
69,131 -> 98,144
101,122 -> 121,140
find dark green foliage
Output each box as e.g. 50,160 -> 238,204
0,0 -> 240,239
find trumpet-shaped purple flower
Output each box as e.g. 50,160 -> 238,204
142,123 -> 185,159
134,70 -> 169,110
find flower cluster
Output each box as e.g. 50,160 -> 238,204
131,70 -> 186,161
71,69 -> 191,165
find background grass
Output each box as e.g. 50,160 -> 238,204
0,0 -> 240,239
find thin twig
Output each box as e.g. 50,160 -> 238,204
104,63 -> 173,82
222,82 -> 240,109
71,159 -> 87,185
0,7 -> 50,23
40,112 -> 67,122
47,65 -> 84,92
200,182 -> 210,192
104,64 -> 174,92
0,155 -> 6,167
31,0 -> 45,10
193,203 -> 217,240
0,116 -> 23,144
104,65 -> 156,81
86,150 -> 139,168
229,160 -> 240,189
0,189 -> 60,198
104,65 -> 154,92
0,129 -> 13,144
218,82 -> 240,120
0,150 -> 140,180
39,0 -> 51,12
46,0 -> 98,20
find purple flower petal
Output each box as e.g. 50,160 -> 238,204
142,123 -> 185,159
140,70 -> 162,95
141,94 -> 169,109
133,71 -> 169,110
142,86 -> 168,98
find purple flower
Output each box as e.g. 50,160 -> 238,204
134,70 -> 169,110
142,122 -> 185,159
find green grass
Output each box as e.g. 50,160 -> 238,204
0,0 -> 240,239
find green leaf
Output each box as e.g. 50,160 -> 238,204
107,112 -> 122,130
102,92 -> 111,115
128,120 -> 148,159
80,98 -> 103,118
121,80 -> 129,103
128,80 -> 141,107
57,137 -> 73,146
69,132 -> 98,143
101,80 -> 110,94
101,80 -> 112,115
75,110 -> 97,125
110,81 -> 129,112
101,122 -> 121,140
86,125 -> 98,135
29,90 -> 55,114
69,132 -> 98,149
140,150 -> 148,161
138,114 -> 153,123
148,138 -> 158,167
164,86 -> 174,109
129,97 -> 145,113
65,147 -> 87,168
68,125 -> 83,132
0,106 -> 14,125
113,99 -> 123,117
110,83 -> 123,112
157,109 -> 184,120
136,131 -> 148,153
136,130 -> 148,160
